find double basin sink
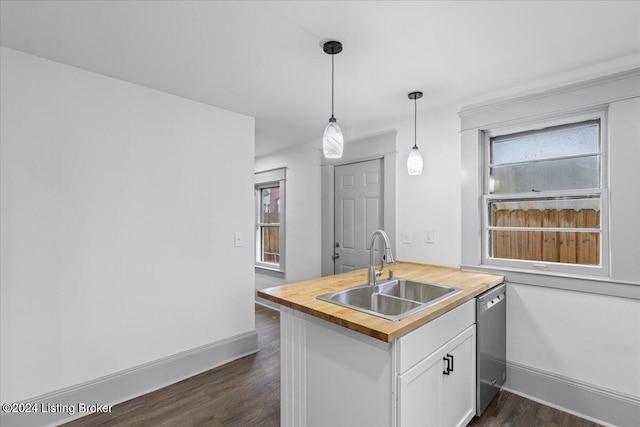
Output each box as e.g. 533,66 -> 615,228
317,278 -> 462,321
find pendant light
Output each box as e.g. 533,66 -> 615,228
407,91 -> 424,175
322,40 -> 344,158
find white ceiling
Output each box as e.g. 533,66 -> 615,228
2,1 -> 639,157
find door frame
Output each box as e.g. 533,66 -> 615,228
320,129 -> 398,276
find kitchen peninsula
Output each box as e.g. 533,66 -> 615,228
258,261 -> 504,427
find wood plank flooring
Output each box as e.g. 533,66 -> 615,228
63,304 -> 600,427
63,305 -> 280,427
468,389 -> 602,427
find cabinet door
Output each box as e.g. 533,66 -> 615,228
397,347 -> 444,426
397,325 -> 476,427
442,325 -> 476,427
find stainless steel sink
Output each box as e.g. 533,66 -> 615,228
323,285 -> 422,318
317,279 -> 462,321
379,279 -> 459,304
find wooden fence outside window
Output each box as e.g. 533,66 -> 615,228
261,211 -> 280,264
262,226 -> 280,264
492,208 -> 600,265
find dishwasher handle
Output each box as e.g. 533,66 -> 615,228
478,283 -> 506,313
482,293 -> 505,311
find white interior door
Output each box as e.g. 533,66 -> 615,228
334,159 -> 384,273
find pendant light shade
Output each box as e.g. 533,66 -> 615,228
407,91 -> 424,175
323,118 -> 344,158
407,146 -> 423,175
322,40 -> 344,158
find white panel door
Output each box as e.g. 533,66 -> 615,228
334,159 -> 383,273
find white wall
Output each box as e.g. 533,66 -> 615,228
254,144 -> 322,293
507,283 -> 640,397
395,105 -> 461,268
0,48 -> 256,403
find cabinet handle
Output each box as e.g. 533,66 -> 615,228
443,354 -> 454,375
443,356 -> 451,375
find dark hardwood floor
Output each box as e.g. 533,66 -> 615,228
63,304 -> 600,427
63,305 -> 280,427
468,389 -> 601,427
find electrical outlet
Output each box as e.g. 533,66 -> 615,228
234,232 -> 244,247
424,228 -> 434,243
402,229 -> 413,244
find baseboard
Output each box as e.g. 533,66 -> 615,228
504,361 -> 640,427
1,330 -> 258,427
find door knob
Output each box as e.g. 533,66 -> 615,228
332,253 -> 340,260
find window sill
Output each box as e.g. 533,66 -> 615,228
460,264 -> 640,300
255,265 -> 285,279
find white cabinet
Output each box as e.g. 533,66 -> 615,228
280,299 -> 477,427
395,298 -> 476,427
398,325 -> 476,427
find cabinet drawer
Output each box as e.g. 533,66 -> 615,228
396,299 -> 475,373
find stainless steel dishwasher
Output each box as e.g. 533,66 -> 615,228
476,283 -> 506,415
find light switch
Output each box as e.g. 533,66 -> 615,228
402,229 -> 413,244
424,228 -> 434,244
234,232 -> 244,247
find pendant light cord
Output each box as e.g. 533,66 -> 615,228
331,53 -> 335,119
413,96 -> 418,149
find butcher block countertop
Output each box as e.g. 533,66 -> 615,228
258,261 -> 504,343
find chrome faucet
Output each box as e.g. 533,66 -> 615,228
368,230 -> 395,286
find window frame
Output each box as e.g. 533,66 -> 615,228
480,111 -> 610,277
254,168 -> 286,273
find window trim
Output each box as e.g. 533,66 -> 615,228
255,168 -> 286,273
480,111 -> 610,277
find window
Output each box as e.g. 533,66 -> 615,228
483,119 -> 608,275
257,186 -> 281,265
255,168 -> 286,272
